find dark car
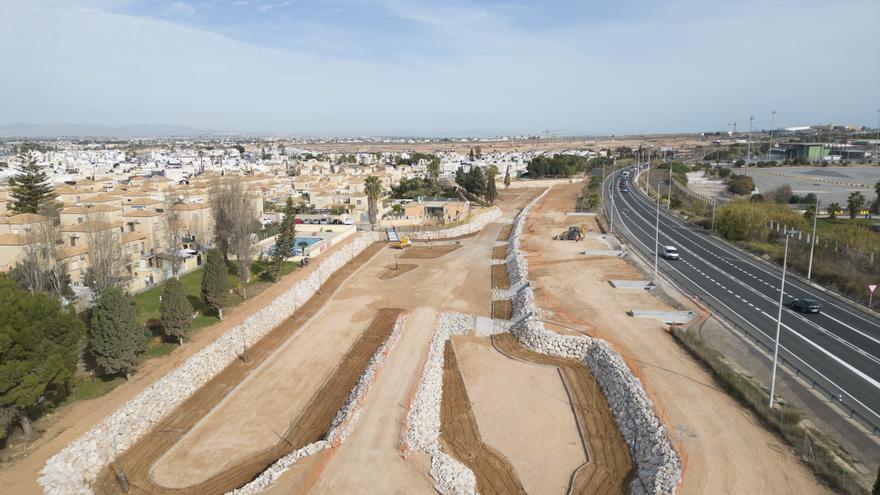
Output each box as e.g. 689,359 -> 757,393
790,298 -> 821,314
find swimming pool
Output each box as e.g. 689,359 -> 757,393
265,236 -> 323,257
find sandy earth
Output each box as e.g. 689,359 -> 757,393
452,335 -> 586,495
523,183 -> 829,494
0,234 -> 368,495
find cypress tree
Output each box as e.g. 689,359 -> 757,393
160,278 -> 192,345
271,198 -> 297,281
8,154 -> 55,214
201,249 -> 229,318
486,174 -> 497,203
89,288 -> 146,379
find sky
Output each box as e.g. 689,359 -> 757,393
1,0 -> 878,137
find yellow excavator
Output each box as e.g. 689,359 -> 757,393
390,236 -> 412,249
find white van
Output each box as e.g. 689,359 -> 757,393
661,246 -> 679,260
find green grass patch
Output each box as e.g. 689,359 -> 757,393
65,375 -> 126,404
146,341 -> 177,358
671,327 -> 866,494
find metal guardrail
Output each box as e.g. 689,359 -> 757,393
602,167 -> 880,436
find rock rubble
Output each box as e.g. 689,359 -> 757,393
403,312 -> 478,495
504,188 -> 682,494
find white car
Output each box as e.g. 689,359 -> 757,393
661,246 -> 679,260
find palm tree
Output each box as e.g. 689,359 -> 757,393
364,176 -> 382,227
427,158 -> 441,189
847,191 -> 865,219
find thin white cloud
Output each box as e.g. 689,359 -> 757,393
169,1 -> 196,16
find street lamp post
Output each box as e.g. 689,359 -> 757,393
769,229 -> 799,408
609,172 -> 616,234
654,181 -> 660,279
711,195 -> 717,233
746,115 -> 754,172
668,166 -> 673,210
807,197 -> 820,280
767,110 -> 776,162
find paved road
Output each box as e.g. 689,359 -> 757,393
605,166 -> 880,433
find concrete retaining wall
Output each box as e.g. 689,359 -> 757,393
505,188 -> 682,494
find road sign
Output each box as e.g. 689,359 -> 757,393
870,284 -> 877,294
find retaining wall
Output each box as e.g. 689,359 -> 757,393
403,312 -> 478,495
505,188 -> 682,494
40,207 -> 501,495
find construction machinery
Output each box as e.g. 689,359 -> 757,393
390,236 -> 412,249
554,225 -> 587,241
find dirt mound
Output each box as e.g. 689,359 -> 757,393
400,245 -> 461,259
492,333 -> 633,494
491,264 -> 510,289
491,300 -> 512,320
441,341 -> 526,494
379,264 -> 417,280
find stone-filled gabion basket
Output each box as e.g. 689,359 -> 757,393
403,312 -> 478,495
40,211 -> 499,495
505,188 -> 682,494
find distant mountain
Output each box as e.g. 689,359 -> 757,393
0,123 -> 210,138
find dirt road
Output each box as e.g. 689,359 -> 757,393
523,183 -> 827,494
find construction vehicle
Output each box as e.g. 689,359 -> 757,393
554,225 -> 586,241
390,236 -> 412,249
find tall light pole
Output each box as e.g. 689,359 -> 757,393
807,197 -> 820,280
769,229 -> 798,408
711,195 -> 717,233
609,171 -> 616,234
767,110 -> 776,162
667,166 -> 673,210
654,181 -> 660,280
746,115 -> 754,171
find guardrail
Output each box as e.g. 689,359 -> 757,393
603,167 -> 880,436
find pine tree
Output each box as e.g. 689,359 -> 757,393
160,278 -> 192,345
89,288 -> 146,379
486,174 -> 497,203
201,249 -> 229,318
0,279 -> 84,439
8,153 -> 55,214
272,198 -> 297,281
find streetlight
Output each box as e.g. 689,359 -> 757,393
807,196 -> 820,280
767,110 -> 776,162
710,194 -> 717,233
769,229 -> 799,408
746,115 -> 754,172
653,179 -> 660,279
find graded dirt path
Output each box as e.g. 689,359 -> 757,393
0,234 -> 376,495
491,334 -> 632,494
522,183 -> 827,495
96,306 -> 400,495
285,307 -> 440,495
379,263 -> 417,279
441,341 -> 525,494
399,244 -> 461,259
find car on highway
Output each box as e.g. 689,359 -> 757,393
622,171 -> 630,178
790,298 -> 822,314
660,245 -> 680,260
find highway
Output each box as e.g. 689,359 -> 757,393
604,166 -> 880,434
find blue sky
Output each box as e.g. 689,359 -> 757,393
1,0 -> 878,136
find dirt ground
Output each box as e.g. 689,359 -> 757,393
0,234 -> 376,495
492,244 -> 507,259
492,334 -> 632,494
491,264 -> 510,289
378,263 -> 417,280
522,183 -> 828,494
441,340 -> 525,494
491,299 -> 512,320
399,244 -> 461,259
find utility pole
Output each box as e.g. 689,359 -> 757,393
668,166 -> 673,209
746,115 -> 754,172
609,170 -> 616,234
770,230 -> 798,408
767,110 -> 776,162
807,197 -> 820,280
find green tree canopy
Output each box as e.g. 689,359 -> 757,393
0,278 -> 84,438
486,174 -> 498,203
526,154 -> 588,178
364,176 -> 382,226
89,287 -> 146,378
160,278 -> 193,345
8,153 -> 55,214
271,198 -> 297,281
847,191 -> 866,219
201,249 -> 229,317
